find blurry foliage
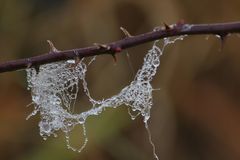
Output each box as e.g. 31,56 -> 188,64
1,0 -> 240,160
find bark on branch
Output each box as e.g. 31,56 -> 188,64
1,21 -> 240,73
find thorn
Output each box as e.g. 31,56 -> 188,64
218,34 -> 228,52
93,43 -> 110,50
47,40 -> 59,53
109,47 -> 122,63
73,50 -> 80,62
27,63 -> 32,68
111,47 -> 122,63
72,57 -> 81,68
34,65 -> 40,74
75,56 -> 81,64
26,58 -> 32,68
120,27 -> 132,37
111,53 -> 117,63
73,50 -> 79,57
163,22 -> 171,30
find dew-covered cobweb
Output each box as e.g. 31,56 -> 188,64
26,36 -> 185,160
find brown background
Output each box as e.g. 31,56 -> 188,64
0,0 -> 240,160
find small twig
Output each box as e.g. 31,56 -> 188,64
1,21 -> 240,73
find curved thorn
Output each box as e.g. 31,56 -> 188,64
93,43 -> 110,50
120,27 -> 133,37
47,40 -> 59,53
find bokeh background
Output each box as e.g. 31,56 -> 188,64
1,0 -> 240,160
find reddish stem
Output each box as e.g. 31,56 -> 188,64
1,21 -> 240,73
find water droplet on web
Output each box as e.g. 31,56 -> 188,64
152,59 -> 160,67
65,134 -> 69,139
67,145 -> 71,149
79,117 -> 85,124
67,60 -> 76,64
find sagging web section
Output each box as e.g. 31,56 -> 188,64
26,36 -> 185,160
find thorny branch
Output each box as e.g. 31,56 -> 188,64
1,21 -> 240,73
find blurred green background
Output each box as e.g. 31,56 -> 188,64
1,0 -> 240,160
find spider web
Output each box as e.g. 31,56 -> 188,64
26,36 -> 185,159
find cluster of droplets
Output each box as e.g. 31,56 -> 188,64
26,36 -> 185,158
26,58 -> 91,151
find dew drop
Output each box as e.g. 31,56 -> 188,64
152,59 -> 160,67
67,60 -> 76,64
79,117 -> 85,124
